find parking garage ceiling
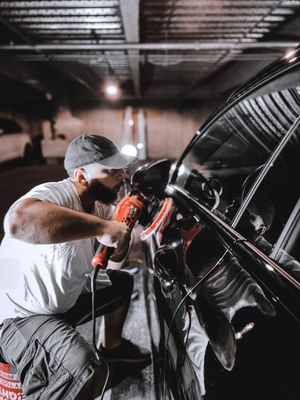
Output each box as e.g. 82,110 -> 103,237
0,0 -> 300,109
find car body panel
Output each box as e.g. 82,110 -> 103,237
140,46 -> 300,399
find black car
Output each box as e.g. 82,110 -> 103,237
131,47 -> 300,399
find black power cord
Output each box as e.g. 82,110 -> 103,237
91,265 -> 110,400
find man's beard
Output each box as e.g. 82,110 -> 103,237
87,179 -> 120,205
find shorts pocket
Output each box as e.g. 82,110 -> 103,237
18,338 -> 72,400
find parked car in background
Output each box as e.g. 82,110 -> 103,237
132,46 -> 300,399
0,117 -> 33,164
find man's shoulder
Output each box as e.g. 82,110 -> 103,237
42,180 -> 63,187
20,179 -> 75,205
33,179 -> 68,190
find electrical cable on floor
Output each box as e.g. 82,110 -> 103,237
92,266 -> 110,400
162,238 -> 246,400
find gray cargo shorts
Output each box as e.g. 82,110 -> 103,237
0,269 -> 134,399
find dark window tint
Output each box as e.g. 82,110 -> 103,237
235,125 -> 300,282
175,64 -> 300,223
271,198 -> 300,282
0,118 -> 22,134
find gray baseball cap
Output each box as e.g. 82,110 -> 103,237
64,134 -> 137,171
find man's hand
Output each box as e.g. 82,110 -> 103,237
97,220 -> 131,262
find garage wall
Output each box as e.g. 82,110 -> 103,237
146,107 -> 212,159
1,103 -> 217,161
46,105 -> 215,160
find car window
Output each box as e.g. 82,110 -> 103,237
234,121 -> 300,282
0,117 -> 22,134
174,62 -> 300,224
270,198 -> 300,282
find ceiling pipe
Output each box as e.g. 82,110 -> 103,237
0,16 -> 38,51
0,42 -> 298,51
58,66 -> 100,98
0,18 -> 102,99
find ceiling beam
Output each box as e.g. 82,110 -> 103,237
0,16 -> 35,47
0,1 -> 119,7
0,17 -> 104,99
0,41 -> 298,51
58,66 -> 101,98
119,0 -> 140,96
0,64 -> 47,94
0,18 -> 52,96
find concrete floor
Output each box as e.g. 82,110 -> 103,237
0,161 -> 155,399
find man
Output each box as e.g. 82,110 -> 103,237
0,134 -> 150,399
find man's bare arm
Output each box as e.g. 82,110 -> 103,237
5,198 -> 129,245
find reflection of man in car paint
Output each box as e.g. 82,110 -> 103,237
179,193 -> 299,395
178,215 -> 276,396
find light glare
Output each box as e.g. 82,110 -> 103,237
105,83 -> 118,97
178,164 -> 185,176
284,49 -> 296,60
265,264 -> 274,272
121,144 -> 137,157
